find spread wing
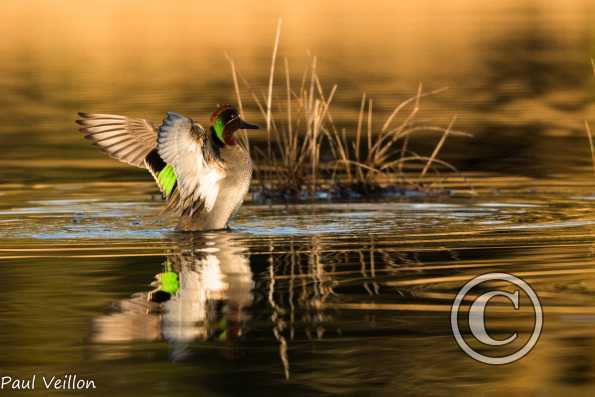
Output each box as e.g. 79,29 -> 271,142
157,112 -> 225,215
76,113 -> 157,168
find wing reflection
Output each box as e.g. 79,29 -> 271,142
93,233 -> 253,358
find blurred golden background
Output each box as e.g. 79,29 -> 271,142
2,0 -> 595,181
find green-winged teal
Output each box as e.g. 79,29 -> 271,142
76,106 -> 259,231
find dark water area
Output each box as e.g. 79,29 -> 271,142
2,1 -> 595,396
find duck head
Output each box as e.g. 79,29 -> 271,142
210,105 -> 259,146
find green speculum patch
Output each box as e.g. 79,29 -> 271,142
157,164 -> 177,198
159,271 -> 180,295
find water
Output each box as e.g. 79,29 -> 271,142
2,1 -> 595,396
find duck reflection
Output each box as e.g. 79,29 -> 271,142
93,233 -> 253,358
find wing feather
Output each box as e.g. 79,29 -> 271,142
157,112 -> 225,215
76,113 -> 157,168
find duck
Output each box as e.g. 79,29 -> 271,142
76,105 -> 259,231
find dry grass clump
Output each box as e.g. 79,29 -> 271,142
326,86 -> 470,195
228,20 -> 471,199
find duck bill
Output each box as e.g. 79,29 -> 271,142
239,119 -> 260,130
